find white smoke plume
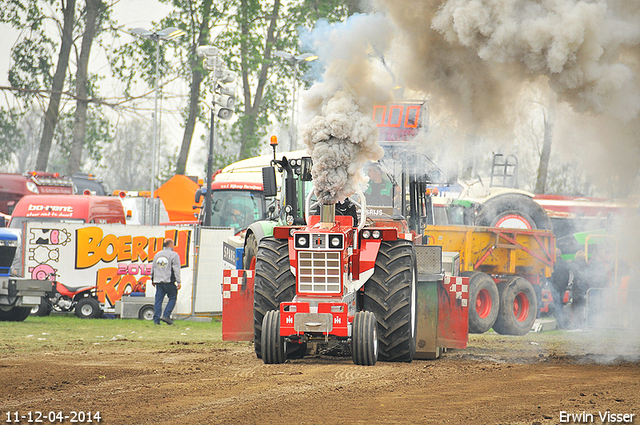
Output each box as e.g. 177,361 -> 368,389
299,14 -> 391,204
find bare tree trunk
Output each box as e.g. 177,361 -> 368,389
68,0 -> 103,175
239,0 -> 280,159
35,0 -> 76,171
535,101 -> 556,194
175,0 -> 213,175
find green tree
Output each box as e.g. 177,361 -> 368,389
0,108 -> 25,166
36,0 -> 76,171
216,0 -> 357,160
68,0 -> 108,175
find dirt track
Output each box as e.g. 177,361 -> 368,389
1,331 -> 639,425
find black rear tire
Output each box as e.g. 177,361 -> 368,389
493,277 -> 538,335
476,194 -> 551,230
243,232 -> 259,270
463,272 -> 499,334
253,238 -> 296,358
74,297 -> 102,319
363,239 -> 417,362
262,310 -> 286,364
352,311 -> 378,366
30,297 -> 53,317
0,306 -> 32,321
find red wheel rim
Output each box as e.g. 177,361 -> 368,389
476,288 -> 492,319
249,256 -> 257,271
513,292 -> 530,322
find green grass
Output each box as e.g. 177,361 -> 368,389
0,315 -> 228,354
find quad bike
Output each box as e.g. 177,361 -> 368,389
31,277 -> 103,319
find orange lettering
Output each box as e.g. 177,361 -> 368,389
131,236 -> 148,262
100,234 -> 119,263
116,235 -> 132,262
148,237 -> 164,260
76,227 -> 104,269
96,267 -> 119,304
165,230 -> 191,267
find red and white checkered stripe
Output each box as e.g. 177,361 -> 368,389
222,269 -> 254,299
446,275 -> 469,308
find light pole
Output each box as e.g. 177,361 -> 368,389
196,46 -> 237,227
273,51 -> 317,150
130,27 -> 186,205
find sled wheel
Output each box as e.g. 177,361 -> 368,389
243,232 -> 258,271
74,297 -> 102,319
352,311 -> 378,366
363,239 -> 417,362
476,194 -> 551,230
138,305 -> 155,321
262,310 -> 286,364
253,238 -> 296,359
463,272 -> 499,333
30,297 -> 53,317
493,277 -> 538,335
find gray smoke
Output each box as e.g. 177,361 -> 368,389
373,0 -> 640,195
301,90 -> 383,204
299,14 -> 390,204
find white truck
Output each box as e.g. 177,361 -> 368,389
0,228 -> 52,321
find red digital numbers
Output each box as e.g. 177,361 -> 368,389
373,103 -> 423,129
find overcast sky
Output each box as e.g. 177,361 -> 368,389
0,1 -> 212,175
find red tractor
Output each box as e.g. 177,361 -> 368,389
254,194 -> 417,365
252,172 -> 469,365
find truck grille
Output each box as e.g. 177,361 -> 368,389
298,251 -> 341,294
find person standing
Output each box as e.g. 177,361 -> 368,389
151,239 -> 181,325
549,248 -> 571,328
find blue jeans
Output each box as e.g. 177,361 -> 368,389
153,283 -> 177,323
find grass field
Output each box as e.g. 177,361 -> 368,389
0,315 -> 232,354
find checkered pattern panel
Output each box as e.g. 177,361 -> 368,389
222,269 -> 254,299
446,275 -> 469,308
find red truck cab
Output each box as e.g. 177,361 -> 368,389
0,172 -> 74,215
9,195 -> 126,229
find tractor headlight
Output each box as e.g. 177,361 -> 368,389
295,234 -> 310,249
372,230 -> 381,239
362,230 -> 371,239
329,234 -> 343,249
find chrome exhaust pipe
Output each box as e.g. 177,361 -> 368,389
320,203 -> 335,229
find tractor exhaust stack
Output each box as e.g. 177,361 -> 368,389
320,203 -> 336,229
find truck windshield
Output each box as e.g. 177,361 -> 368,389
208,190 -> 265,233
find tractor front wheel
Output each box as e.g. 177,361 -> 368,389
261,310 -> 286,364
352,311 -> 378,366
253,238 -> 296,358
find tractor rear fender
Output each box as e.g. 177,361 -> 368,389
246,221 -> 277,245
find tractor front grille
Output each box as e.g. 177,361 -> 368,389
297,251 -> 341,294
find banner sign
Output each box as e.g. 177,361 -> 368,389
24,222 -> 195,312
